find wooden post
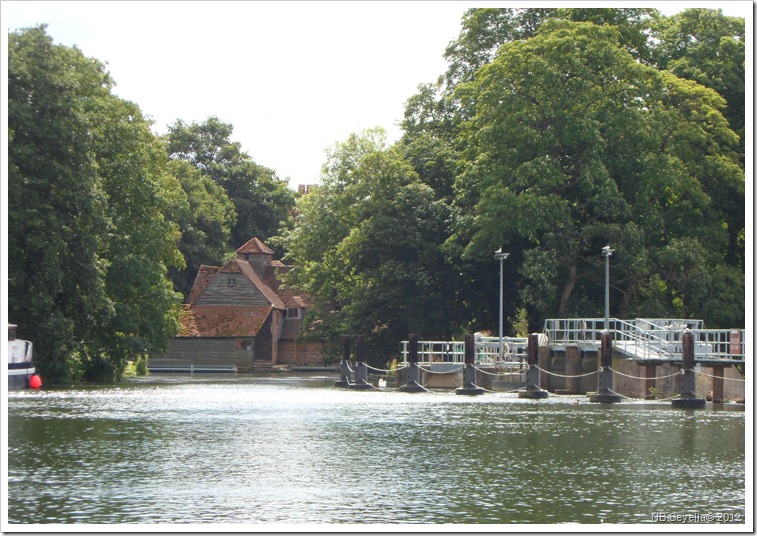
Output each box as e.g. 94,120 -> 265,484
520,333 -> 548,399
399,333 -> 427,392
350,334 -> 374,390
711,365 -> 725,403
590,331 -> 621,403
457,333 -> 485,395
672,330 -> 705,408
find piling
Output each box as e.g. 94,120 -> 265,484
335,335 -> 353,387
519,333 -> 548,399
456,333 -> 485,395
671,330 -> 706,408
711,365 -> 725,403
350,334 -> 375,390
589,331 -> 621,403
399,333 -> 428,392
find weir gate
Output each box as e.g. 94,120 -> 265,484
400,318 -> 746,366
387,318 -> 746,402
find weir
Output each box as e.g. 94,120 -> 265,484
388,317 -> 746,403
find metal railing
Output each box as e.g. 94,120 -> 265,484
543,318 -> 746,363
400,336 -> 528,366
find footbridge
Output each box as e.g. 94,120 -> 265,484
543,318 -> 746,365
400,318 -> 746,366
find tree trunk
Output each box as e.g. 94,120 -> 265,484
557,265 -> 577,316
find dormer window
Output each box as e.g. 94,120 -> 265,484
287,307 -> 301,319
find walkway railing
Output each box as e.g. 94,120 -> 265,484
400,336 -> 528,366
543,318 -> 746,363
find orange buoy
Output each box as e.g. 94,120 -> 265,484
29,374 -> 42,389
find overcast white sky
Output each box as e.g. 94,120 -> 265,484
2,1 -> 752,188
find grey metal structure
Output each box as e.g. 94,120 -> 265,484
543,318 -> 746,364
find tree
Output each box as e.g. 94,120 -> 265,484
442,8 -> 659,89
653,9 -> 745,142
8,26 -> 186,382
451,20 -> 743,327
88,97 -> 186,381
164,117 -> 295,248
164,160 -> 236,298
8,26 -> 114,382
652,8 -> 746,267
278,130 -> 457,362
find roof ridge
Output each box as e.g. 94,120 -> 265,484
236,237 -> 274,255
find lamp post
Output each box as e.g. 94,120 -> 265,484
494,248 -> 509,365
601,245 -> 614,330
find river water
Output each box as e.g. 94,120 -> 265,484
5,374 -> 747,527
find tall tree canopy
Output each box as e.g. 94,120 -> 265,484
277,129 -> 457,362
450,18 -> 743,326
8,26 -> 185,382
277,7 -> 744,363
164,117 -> 295,248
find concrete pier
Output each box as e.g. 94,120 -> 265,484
519,333 -> 548,399
399,334 -> 428,393
671,330 -> 706,408
456,333 -> 485,396
589,331 -> 621,403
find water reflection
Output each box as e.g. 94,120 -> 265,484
7,375 -> 745,525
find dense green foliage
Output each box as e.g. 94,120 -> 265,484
276,129 -> 458,361
8,8 -> 745,373
164,117 -> 296,297
278,8 -> 745,363
8,26 -> 294,382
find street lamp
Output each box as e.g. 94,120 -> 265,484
494,248 -> 509,364
601,245 -> 614,330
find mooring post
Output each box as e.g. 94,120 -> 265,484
399,333 -> 427,392
456,333 -> 485,395
672,330 -> 706,408
520,333 -> 548,399
351,334 -> 374,390
711,365 -> 725,403
335,335 -> 353,387
589,331 -> 621,403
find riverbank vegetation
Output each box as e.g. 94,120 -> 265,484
8,8 -> 745,378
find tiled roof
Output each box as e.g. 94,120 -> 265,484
180,237 -> 314,341
178,305 -> 271,337
236,237 -> 274,255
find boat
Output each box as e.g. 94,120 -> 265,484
8,324 -> 40,389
